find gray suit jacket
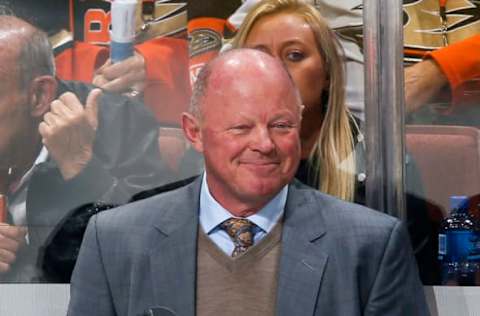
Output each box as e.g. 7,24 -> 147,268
67,177 -> 430,316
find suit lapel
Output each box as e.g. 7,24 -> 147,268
149,178 -> 201,316
276,183 -> 328,316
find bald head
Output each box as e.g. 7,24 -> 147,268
0,15 -> 54,89
0,14 -> 36,40
190,48 -> 302,119
182,48 -> 302,213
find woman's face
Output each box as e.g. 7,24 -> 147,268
244,12 -> 328,111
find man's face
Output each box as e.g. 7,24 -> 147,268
0,45 -> 33,172
196,70 -> 301,210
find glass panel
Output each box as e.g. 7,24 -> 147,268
0,0 -> 197,283
402,0 -> 480,286
3,0 -> 477,299
362,0 -> 443,287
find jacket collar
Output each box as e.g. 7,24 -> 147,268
276,180 -> 329,316
149,177 -> 201,316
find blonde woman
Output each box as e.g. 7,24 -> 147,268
230,0 -> 438,284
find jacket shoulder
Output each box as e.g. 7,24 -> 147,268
290,180 -> 400,232
95,177 -> 199,230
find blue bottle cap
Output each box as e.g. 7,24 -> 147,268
450,195 -> 469,211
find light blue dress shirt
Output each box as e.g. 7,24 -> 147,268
199,173 -> 288,256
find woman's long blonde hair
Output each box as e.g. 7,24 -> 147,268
231,0 -> 356,201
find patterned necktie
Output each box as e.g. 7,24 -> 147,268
220,218 -> 257,257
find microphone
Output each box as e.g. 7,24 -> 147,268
140,306 -> 176,316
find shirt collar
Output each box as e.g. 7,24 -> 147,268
199,172 -> 288,234
10,146 -> 48,194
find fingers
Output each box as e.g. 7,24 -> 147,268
92,59 -> 112,87
100,73 -> 144,92
40,89 -> 100,136
95,58 -> 112,73
42,111 -> 61,127
0,224 -> 27,244
0,249 -> 16,272
85,89 -> 101,129
0,224 -> 26,273
100,54 -> 144,80
92,53 -> 146,93
50,99 -> 73,117
38,90 -> 98,180
39,92 -> 83,140
58,92 -> 84,112
0,260 -> 11,273
92,74 -> 108,88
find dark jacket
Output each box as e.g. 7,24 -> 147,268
2,80 -> 193,282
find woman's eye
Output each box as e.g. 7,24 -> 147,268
286,51 -> 304,62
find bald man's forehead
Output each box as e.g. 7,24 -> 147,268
0,40 -> 21,88
0,17 -> 29,60
0,15 -> 35,46
0,27 -> 29,42
205,72 -> 300,114
208,59 -> 290,92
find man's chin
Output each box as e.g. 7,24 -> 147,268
240,178 -> 286,198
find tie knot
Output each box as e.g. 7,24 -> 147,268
220,218 -> 257,257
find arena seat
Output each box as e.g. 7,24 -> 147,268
405,125 -> 480,219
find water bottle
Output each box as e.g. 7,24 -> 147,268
110,0 -> 137,63
438,196 -> 480,285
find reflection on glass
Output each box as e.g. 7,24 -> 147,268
0,0 -> 198,284
403,0 -> 480,287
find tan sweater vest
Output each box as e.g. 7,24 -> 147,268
196,224 -> 283,316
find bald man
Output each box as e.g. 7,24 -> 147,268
0,15 -> 173,282
68,49 -> 429,316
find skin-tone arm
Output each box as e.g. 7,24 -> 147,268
92,53 -> 146,97
404,59 -> 448,113
38,89 -> 101,180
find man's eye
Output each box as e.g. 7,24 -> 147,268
272,122 -> 292,130
229,125 -> 250,134
286,51 -> 304,62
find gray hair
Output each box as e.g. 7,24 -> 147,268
189,60 -> 214,119
17,28 -> 56,89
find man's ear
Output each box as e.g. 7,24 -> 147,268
28,75 -> 57,117
181,112 -> 204,153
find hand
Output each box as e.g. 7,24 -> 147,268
404,59 -> 448,113
0,224 -> 27,273
39,89 -> 101,180
93,52 -> 146,98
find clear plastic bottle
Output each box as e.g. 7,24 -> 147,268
438,196 -> 480,285
110,0 -> 137,63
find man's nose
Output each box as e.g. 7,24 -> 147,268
250,127 -> 275,153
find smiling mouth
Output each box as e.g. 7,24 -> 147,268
240,160 -> 280,166
240,161 -> 281,173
